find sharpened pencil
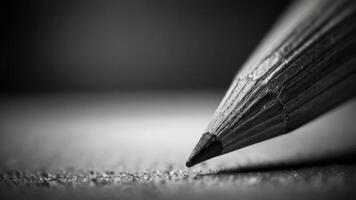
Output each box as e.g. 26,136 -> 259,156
186,0 -> 356,167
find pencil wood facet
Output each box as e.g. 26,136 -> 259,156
186,0 -> 356,167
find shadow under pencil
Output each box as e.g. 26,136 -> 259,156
215,149 -> 356,174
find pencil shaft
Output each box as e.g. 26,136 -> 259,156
212,0 -> 356,154
186,0 -> 356,167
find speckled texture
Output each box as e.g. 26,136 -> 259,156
1,165 -> 356,200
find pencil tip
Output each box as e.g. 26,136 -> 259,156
185,132 -> 222,167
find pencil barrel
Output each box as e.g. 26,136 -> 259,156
208,0 -> 356,154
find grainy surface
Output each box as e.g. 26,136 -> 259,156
1,93 -> 356,199
1,165 -> 356,200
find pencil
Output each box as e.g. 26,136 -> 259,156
186,0 -> 356,167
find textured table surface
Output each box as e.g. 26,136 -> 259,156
1,92 -> 356,199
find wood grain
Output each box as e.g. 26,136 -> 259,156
206,0 -> 356,155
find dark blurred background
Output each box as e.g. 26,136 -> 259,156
4,0 -> 291,94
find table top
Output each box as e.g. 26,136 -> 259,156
1,92 -> 356,199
